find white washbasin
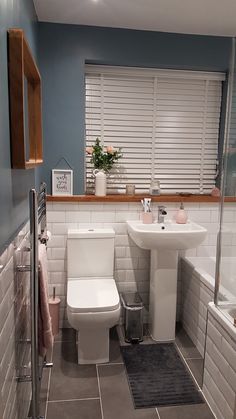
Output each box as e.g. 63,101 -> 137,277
126,219 -> 207,250
127,218 -> 207,342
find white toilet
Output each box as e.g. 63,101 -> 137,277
67,228 -> 120,364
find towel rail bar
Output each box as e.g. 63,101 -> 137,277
28,182 -> 49,419
30,188 -> 40,419
17,264 -> 31,272
17,264 -> 42,272
14,183 -> 50,419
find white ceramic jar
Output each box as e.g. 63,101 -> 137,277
94,169 -> 107,196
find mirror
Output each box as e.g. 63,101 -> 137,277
8,29 -> 43,169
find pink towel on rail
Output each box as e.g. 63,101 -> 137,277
38,243 -> 53,357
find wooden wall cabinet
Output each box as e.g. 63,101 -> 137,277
8,29 -> 43,169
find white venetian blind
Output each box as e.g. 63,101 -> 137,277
85,65 -> 225,194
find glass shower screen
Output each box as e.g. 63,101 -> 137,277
215,38 -> 236,326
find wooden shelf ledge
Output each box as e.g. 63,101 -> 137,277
47,194 -> 236,203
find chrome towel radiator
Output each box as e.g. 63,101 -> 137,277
16,183 -> 52,419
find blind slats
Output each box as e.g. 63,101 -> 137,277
85,66 -> 223,194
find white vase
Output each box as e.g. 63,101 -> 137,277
93,169 -> 107,196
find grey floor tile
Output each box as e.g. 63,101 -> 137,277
54,328 -> 76,342
117,324 -> 156,347
141,336 -> 157,345
175,329 -> 202,359
185,358 -> 204,387
49,341 -> 99,401
158,403 -> 215,419
55,327 -> 122,363
39,368 -> 50,417
33,348 -> 53,417
109,327 -> 123,364
98,364 -> 158,419
47,399 -> 102,419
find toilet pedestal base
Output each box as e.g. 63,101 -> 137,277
77,328 -> 109,364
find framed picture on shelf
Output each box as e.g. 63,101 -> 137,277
52,169 -> 73,196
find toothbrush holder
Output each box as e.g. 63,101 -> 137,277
141,212 -> 153,224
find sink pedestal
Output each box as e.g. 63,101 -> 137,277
149,250 -> 178,341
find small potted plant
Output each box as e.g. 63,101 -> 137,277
86,138 -> 122,196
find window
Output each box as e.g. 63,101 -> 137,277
85,65 -> 225,194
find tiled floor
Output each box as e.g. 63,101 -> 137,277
41,327 -> 215,419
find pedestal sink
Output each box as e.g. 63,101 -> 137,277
126,220 -> 207,342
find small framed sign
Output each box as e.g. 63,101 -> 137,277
52,169 -> 73,196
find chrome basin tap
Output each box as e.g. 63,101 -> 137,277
157,205 -> 167,223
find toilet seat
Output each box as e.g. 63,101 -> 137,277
67,278 -> 120,313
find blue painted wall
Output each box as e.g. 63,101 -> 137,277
0,0 -> 38,253
0,16 -> 233,252
38,23 -> 232,194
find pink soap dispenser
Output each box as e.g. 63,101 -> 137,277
176,202 -> 188,224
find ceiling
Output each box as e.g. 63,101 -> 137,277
33,0 -> 236,37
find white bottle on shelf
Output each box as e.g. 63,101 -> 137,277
94,170 -> 107,196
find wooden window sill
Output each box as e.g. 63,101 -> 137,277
47,194 -> 236,203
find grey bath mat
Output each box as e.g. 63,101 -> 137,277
121,343 -> 204,408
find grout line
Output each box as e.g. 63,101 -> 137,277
48,397 -> 101,403
155,407 -> 161,418
197,378 -> 217,419
44,345 -> 54,419
175,341 -> 217,418
96,365 -> 104,419
175,344 -> 202,392
99,362 -> 123,366
175,340 -> 203,360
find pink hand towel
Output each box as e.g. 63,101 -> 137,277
38,243 -> 53,357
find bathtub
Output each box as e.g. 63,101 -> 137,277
179,257 -> 236,419
203,303 -> 236,419
180,256 -> 236,357
183,256 -> 236,302
180,256 -> 236,419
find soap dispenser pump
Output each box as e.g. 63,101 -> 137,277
176,202 -> 188,224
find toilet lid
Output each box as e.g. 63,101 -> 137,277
67,278 -> 120,313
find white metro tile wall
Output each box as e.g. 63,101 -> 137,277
46,201 -> 235,327
47,202 -> 150,325
0,223 -> 31,419
203,306 -> 236,419
180,258 -> 214,356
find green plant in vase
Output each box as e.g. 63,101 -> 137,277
86,138 -> 122,172
86,138 -> 122,196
